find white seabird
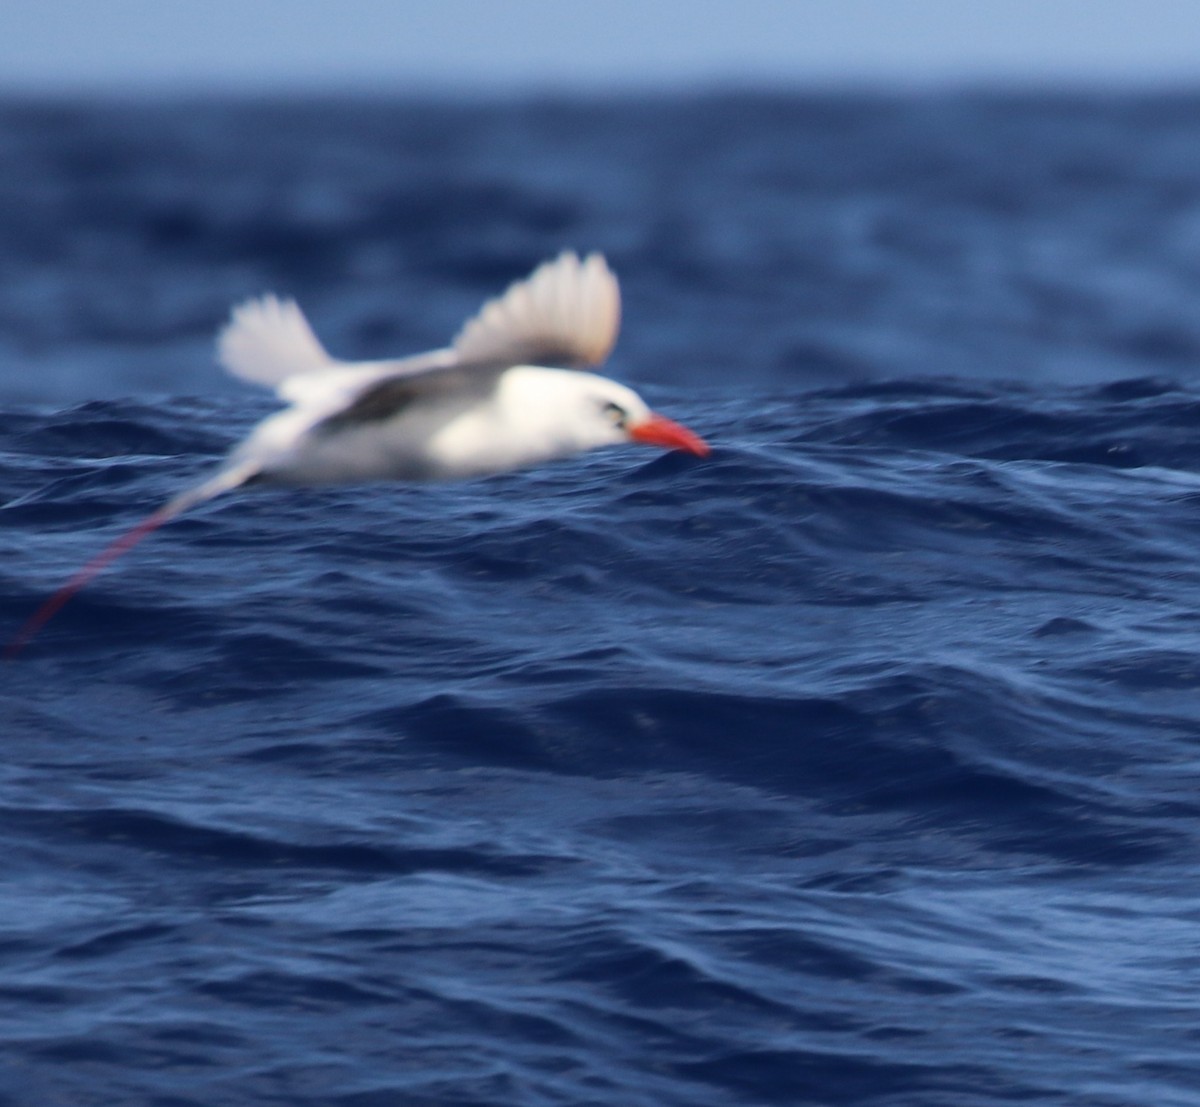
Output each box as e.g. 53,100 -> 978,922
7,252 -> 709,656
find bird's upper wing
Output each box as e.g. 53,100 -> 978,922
452,251 -> 620,369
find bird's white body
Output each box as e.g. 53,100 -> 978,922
232,365 -> 653,484
208,250 -> 702,489
6,251 -> 708,657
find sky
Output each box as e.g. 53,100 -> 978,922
3,0 -> 1200,93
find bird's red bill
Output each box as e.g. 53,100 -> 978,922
629,414 -> 710,457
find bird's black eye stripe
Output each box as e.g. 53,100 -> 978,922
600,400 -> 628,427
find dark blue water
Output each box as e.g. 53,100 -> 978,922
4,93 -> 1200,1106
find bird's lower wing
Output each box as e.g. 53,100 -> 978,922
217,295 -> 339,389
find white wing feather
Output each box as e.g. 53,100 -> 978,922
216,294 -> 337,389
452,251 -> 620,368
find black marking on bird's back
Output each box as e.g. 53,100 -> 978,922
314,364 -> 502,436
316,378 -> 424,434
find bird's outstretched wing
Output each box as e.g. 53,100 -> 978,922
218,252 -> 619,412
305,252 -> 622,429
217,294 -> 338,388
452,251 -> 620,369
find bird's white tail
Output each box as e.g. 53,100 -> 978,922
4,460 -> 261,660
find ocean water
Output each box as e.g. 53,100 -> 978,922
4,93 -> 1200,1106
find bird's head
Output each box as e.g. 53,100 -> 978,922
570,376 -> 710,458
485,367 -> 709,471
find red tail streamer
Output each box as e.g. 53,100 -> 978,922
4,504 -> 177,661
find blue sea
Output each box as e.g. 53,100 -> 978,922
4,92 -> 1200,1106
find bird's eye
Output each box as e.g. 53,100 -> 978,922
601,401 -> 628,427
